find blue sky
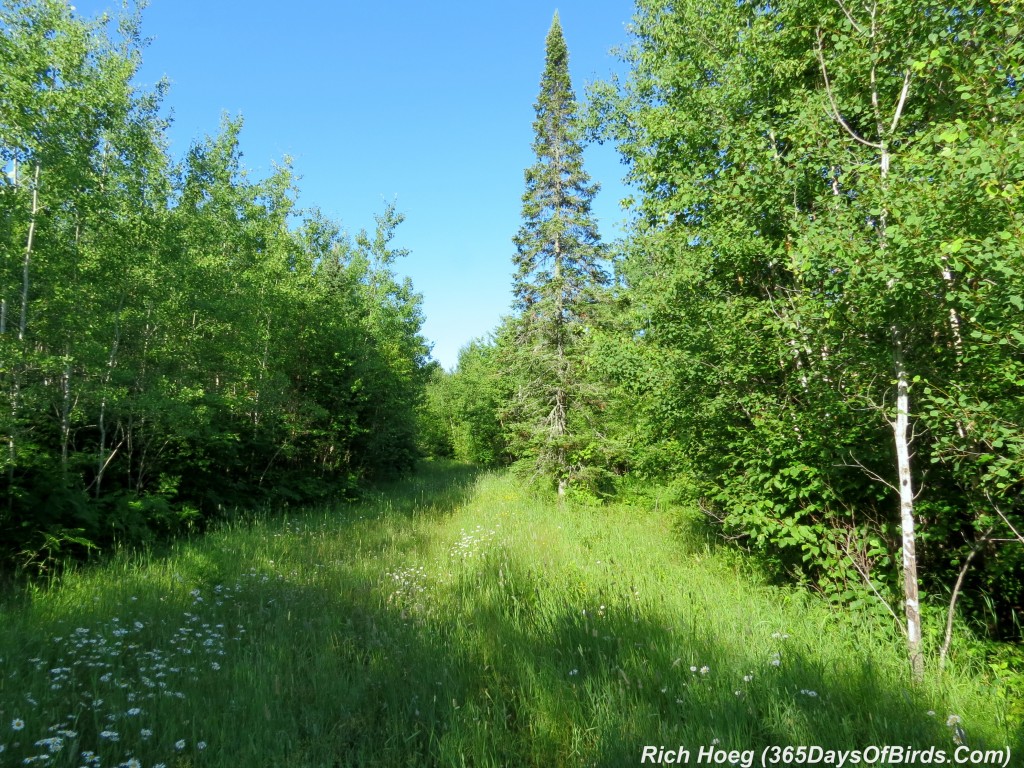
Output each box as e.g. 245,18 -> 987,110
71,0 -> 636,369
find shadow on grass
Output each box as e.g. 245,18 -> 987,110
432,552 -> 1013,767
360,459 -> 485,517
0,461 -> 489,765
1,463 -> 1019,767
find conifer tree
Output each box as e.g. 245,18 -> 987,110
507,12 -> 606,495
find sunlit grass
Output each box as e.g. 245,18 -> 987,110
0,461 -> 1018,766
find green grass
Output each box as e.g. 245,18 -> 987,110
0,461 -> 1019,767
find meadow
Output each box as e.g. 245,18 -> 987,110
0,462 -> 1019,767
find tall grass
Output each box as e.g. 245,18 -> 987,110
0,461 -> 1018,766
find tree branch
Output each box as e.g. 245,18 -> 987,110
984,490 -> 1024,546
833,0 -> 865,35
838,452 -> 898,493
939,528 -> 992,669
84,438 -> 125,493
839,533 -> 900,624
890,70 -> 913,134
816,29 -> 883,149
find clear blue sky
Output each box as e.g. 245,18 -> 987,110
72,0 -> 636,369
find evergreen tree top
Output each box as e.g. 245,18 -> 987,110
544,13 -> 569,82
512,10 -> 606,316
537,12 -> 575,137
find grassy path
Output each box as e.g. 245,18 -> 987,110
0,462 -> 1018,766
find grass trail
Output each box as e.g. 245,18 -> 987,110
0,462 -> 1019,767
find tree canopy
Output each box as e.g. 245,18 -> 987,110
584,0 -> 1024,665
4,0 -> 1022,677
1,0 -> 430,572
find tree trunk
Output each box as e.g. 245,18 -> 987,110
554,385 -> 567,497
553,233 -> 568,495
892,325 -> 924,680
939,528 -> 990,670
6,163 -> 41,511
60,354 -> 72,474
96,308 -> 122,498
20,164 -> 41,343
861,16 -> 921,675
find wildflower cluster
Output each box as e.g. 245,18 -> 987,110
0,581 -> 253,766
449,525 -> 500,560
946,714 -> 967,746
768,631 -> 789,669
383,564 -> 430,613
734,671 -> 755,697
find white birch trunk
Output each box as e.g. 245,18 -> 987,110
870,4 -> 922,677
95,312 -> 122,498
892,327 -> 924,679
819,1 -> 923,676
20,164 -> 41,343
61,355 -> 72,473
6,163 -> 41,508
940,256 -> 967,439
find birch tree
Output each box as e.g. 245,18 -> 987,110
597,0 -> 1023,669
0,1 -> 433,571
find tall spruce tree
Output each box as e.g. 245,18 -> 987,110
507,12 -> 606,495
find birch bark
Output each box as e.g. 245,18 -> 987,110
819,0 -> 923,678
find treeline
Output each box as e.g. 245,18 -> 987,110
1,1 -> 428,572
422,0 -> 1024,651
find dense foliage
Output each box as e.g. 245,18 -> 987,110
417,340 -> 508,466
423,0 -> 1024,667
586,0 -> 1024,651
3,0 -> 1021,677
0,1 -> 429,572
